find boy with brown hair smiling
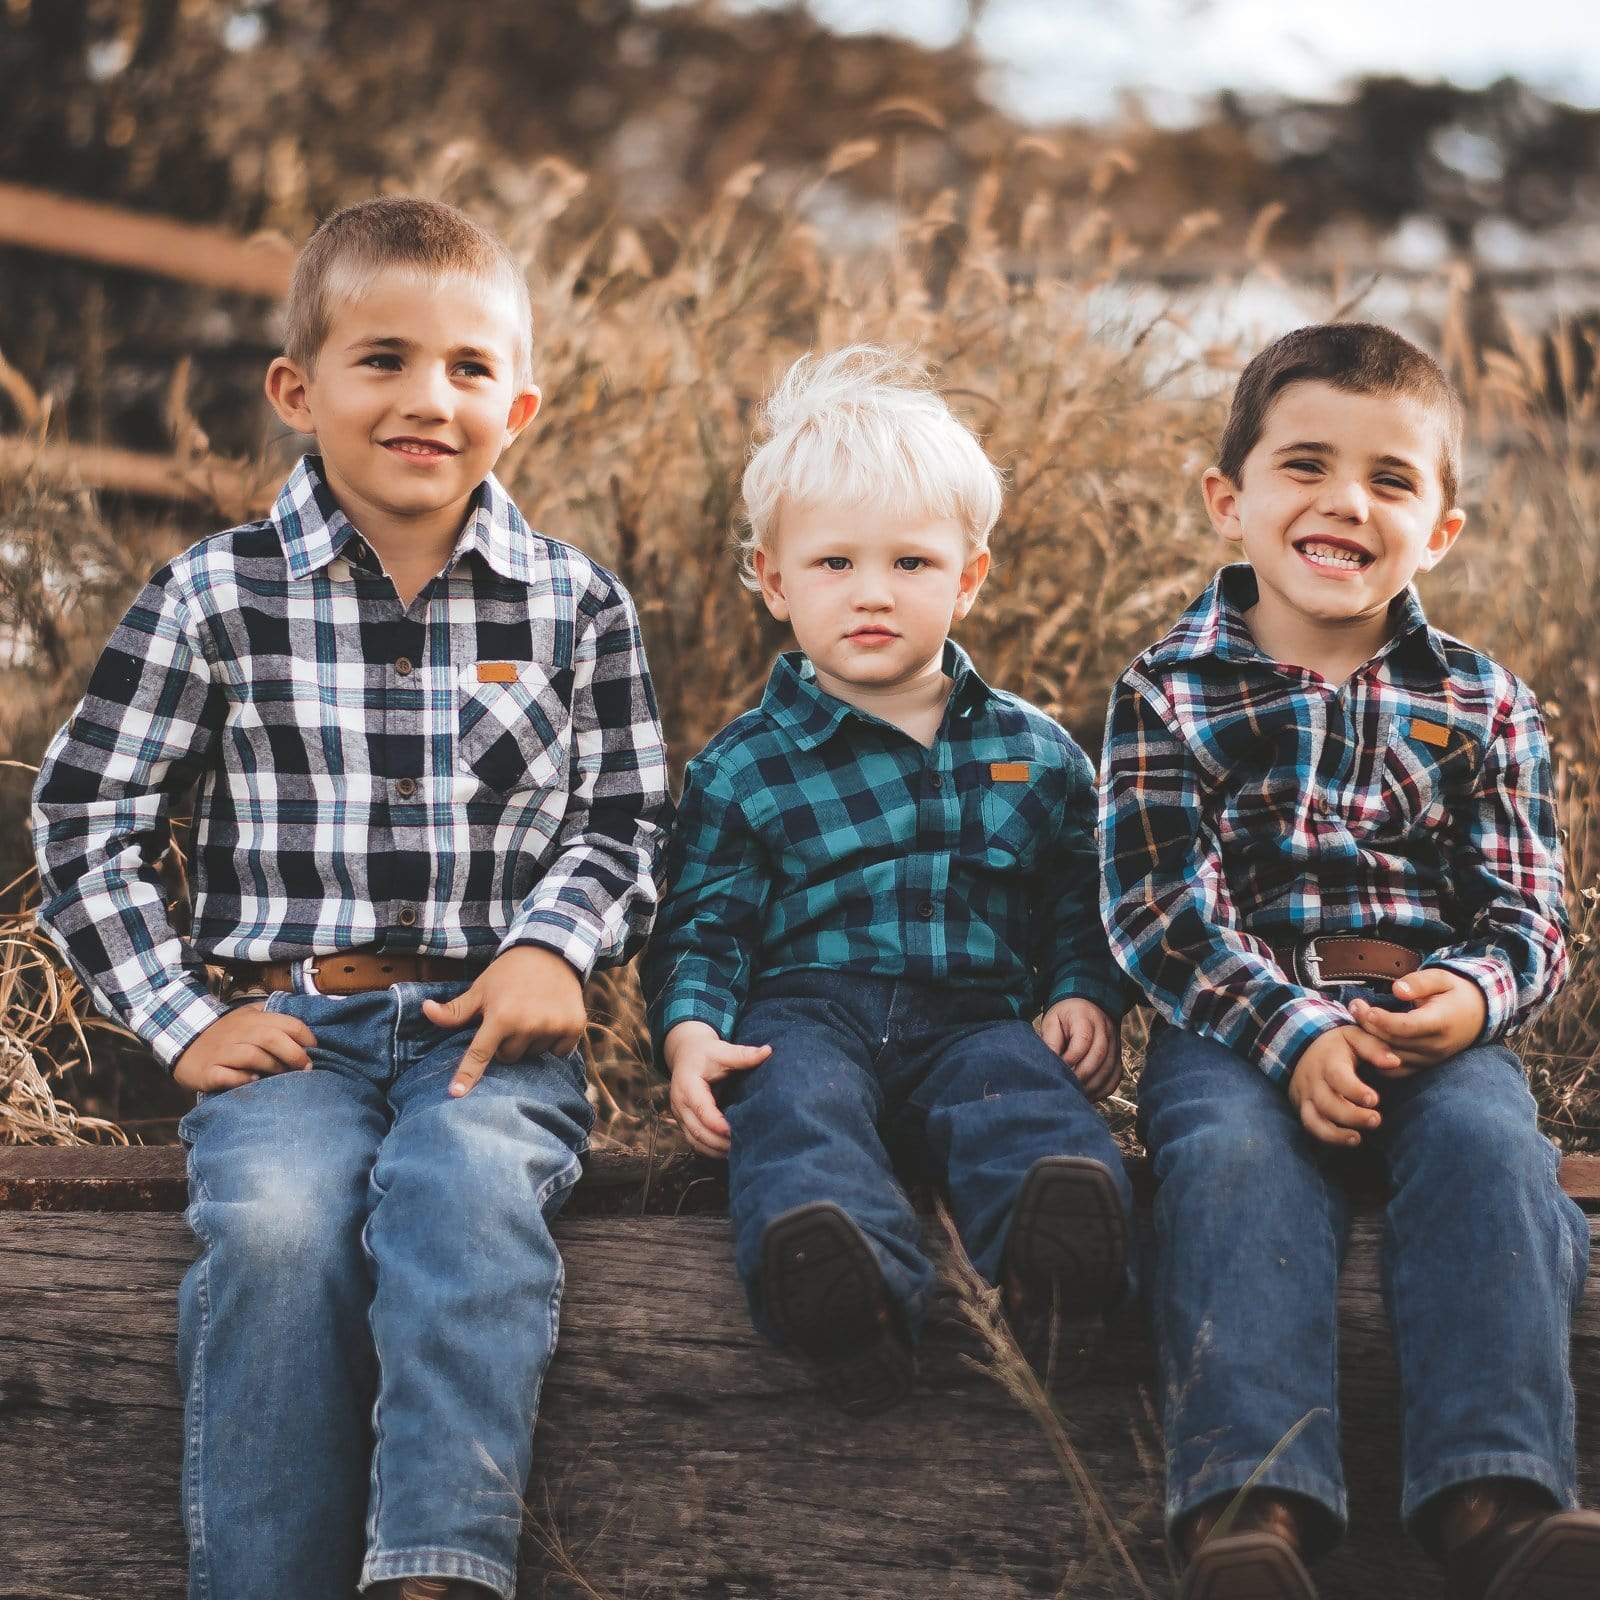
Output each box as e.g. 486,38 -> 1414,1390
1101,322 -> 1597,1600
32,197 -> 670,1600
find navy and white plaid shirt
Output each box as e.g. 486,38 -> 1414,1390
33,456 -> 670,1068
1099,564 -> 1567,1085
643,640 -> 1125,1048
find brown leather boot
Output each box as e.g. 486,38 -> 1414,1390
1176,1491 -> 1320,1600
370,1580 -> 490,1600
1429,1479 -> 1600,1600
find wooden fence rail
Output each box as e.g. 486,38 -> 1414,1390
2,1146 -> 1597,1599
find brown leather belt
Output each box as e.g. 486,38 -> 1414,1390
221,951 -> 474,997
1269,936 -> 1424,990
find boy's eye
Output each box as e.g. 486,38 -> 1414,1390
456,361 -> 492,379
894,557 -> 928,572
1284,458 -> 1323,475
1374,474 -> 1415,493
821,557 -> 851,571
361,353 -> 402,371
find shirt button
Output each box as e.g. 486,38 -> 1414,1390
929,773 -> 944,791
394,656 -> 414,677
917,899 -> 935,919
396,904 -> 418,927
395,776 -> 417,799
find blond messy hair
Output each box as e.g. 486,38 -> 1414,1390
737,345 -> 1004,591
283,196 -> 534,386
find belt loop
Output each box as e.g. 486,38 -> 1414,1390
299,955 -> 322,996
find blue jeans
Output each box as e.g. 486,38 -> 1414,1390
725,971 -> 1133,1338
176,981 -> 594,1600
1138,1018 -> 1591,1547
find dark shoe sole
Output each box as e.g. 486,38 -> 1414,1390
1178,1532 -> 1320,1600
1001,1155 -> 1127,1384
760,1201 -> 914,1417
1485,1511 -> 1600,1600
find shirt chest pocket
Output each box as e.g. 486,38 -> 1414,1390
1375,719 -> 1481,832
970,765 -> 1056,869
456,662 -> 572,796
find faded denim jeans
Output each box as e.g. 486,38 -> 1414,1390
1138,1008 -> 1591,1549
176,979 -> 593,1600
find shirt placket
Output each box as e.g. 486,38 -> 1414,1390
910,729 -> 961,973
373,579 -> 431,946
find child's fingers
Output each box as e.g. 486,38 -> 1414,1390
201,1066 -> 261,1093
220,1042 -> 299,1076
1312,1078 -> 1379,1133
1391,969 -> 1455,1004
683,1076 -> 731,1137
1349,999 -> 1445,1043
1059,1011 -> 1096,1066
1323,1054 -> 1380,1112
423,984 -> 485,1030
1344,1027 -> 1404,1073
673,1089 -> 731,1155
710,1042 -> 771,1074
1038,1010 -> 1068,1054
448,1018 -> 502,1097
1075,1047 -> 1120,1102
255,1022 -> 314,1069
1298,1097 -> 1362,1147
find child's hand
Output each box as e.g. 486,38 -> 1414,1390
422,946 -> 588,1097
665,1020 -> 772,1157
173,1004 -> 317,1094
1289,1025 -> 1398,1146
1038,998 -> 1122,1101
1348,969 -> 1487,1068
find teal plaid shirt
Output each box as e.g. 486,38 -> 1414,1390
643,640 -> 1124,1047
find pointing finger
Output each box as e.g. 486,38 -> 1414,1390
449,1018 -> 500,1097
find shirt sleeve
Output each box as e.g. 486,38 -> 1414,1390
1098,670 -> 1352,1084
30,572 -> 231,1069
1421,679 -> 1568,1037
501,574 -> 671,977
641,748 -> 772,1054
1034,736 -> 1130,1018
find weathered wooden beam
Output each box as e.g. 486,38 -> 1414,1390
0,435 -> 269,512
4,1142 -> 1597,1213
0,182 -> 293,297
1,1156 -> 1597,1600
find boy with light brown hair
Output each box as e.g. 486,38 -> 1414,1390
33,197 -> 670,1600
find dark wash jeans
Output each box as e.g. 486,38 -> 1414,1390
1137,1006 -> 1591,1547
724,970 -> 1133,1339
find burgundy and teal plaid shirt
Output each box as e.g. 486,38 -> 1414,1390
1099,564 -> 1567,1084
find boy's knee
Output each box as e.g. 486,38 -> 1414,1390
210,1165 -> 367,1283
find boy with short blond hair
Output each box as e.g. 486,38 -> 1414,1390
644,345 -> 1132,1415
33,196 -> 670,1600
1101,321 -> 1597,1600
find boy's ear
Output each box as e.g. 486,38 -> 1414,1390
1416,506 -> 1467,572
1201,467 -> 1245,544
752,546 -> 789,622
952,545 -> 991,621
502,386 -> 541,446
264,356 -> 315,434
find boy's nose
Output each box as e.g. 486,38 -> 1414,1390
1318,478 -> 1370,522
400,365 -> 454,422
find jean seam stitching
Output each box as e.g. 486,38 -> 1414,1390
183,1164 -> 214,1600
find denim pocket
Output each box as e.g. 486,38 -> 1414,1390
456,661 -> 571,795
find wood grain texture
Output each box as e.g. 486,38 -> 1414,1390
4,1144 -> 1599,1212
2,1212 -> 1597,1600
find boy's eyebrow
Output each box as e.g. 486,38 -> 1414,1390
1271,439 -> 1336,458
1371,452 -> 1423,474
346,335 -> 499,362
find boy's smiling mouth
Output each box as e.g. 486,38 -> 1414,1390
1294,536 -> 1373,572
381,436 -> 459,458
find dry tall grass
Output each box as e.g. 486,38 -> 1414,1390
2,138 -> 1597,1147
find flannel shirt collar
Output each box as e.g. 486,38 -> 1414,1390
271,455 -> 535,584
762,638 -> 998,750
1149,562 -> 1449,680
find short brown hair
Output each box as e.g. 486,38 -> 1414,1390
283,197 -> 533,385
1217,322 -> 1464,511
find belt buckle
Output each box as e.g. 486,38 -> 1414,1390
1296,938 -> 1327,989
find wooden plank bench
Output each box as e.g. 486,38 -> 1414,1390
3,1145 -> 1598,1600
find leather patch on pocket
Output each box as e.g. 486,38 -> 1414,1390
989,761 -> 1031,782
1405,718 -> 1450,749
476,661 -> 520,684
